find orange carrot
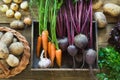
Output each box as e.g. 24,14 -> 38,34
36,36 -> 42,58
48,41 -> 52,58
42,30 -> 48,58
55,49 -> 62,67
50,43 -> 56,67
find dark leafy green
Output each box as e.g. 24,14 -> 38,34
97,46 -> 120,80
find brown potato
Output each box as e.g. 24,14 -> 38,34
0,41 -> 9,59
10,20 -> 24,29
9,42 -> 24,55
103,3 -> 120,17
0,32 -> 13,46
94,12 -> 107,28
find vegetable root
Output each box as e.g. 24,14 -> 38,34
42,30 -> 48,58
36,36 -> 42,58
55,49 -> 62,67
50,43 -> 56,67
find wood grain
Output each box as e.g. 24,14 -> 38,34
0,0 -> 118,80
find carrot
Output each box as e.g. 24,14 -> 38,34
48,41 -> 52,58
55,49 -> 62,67
36,36 -> 42,58
42,30 -> 48,58
50,43 -> 56,67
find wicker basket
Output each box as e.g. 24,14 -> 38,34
0,27 -> 30,78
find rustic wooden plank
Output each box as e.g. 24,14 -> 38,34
0,0 -> 118,80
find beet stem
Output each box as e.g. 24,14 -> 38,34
73,56 -> 76,68
81,49 -> 85,68
89,65 -> 97,80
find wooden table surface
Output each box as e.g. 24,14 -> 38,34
0,0 -> 119,80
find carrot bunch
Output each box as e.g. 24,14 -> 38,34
36,0 -> 63,68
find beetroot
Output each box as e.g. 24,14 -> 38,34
85,49 -> 96,65
58,37 -> 68,51
74,34 -> 88,49
67,45 -> 78,68
85,49 -> 97,80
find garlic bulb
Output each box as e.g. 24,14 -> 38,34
10,3 -> 19,11
14,11 -> 21,20
6,54 -> 19,67
6,9 -> 14,18
38,50 -> 51,68
20,1 -> 28,10
3,0 -> 12,4
0,4 -> 8,13
13,0 -> 22,4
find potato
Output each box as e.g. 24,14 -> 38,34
6,54 -> 19,67
93,0 -> 103,10
0,42 -> 9,59
0,32 -> 3,39
103,3 -> 120,17
10,20 -> 24,29
94,12 -> 107,28
0,32 -> 13,46
9,42 -> 24,55
13,38 -> 18,43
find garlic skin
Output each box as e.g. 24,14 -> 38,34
6,54 -> 19,67
0,4 -> 9,13
6,9 -> 14,18
20,1 -> 28,10
38,50 -> 51,68
10,3 -> 19,11
14,11 -> 21,20
3,0 -> 12,4
38,58 -> 51,68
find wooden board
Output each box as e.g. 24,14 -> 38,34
0,0 -> 118,80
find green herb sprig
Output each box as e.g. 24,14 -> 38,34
97,46 -> 120,80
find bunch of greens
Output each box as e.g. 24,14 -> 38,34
96,46 -> 120,80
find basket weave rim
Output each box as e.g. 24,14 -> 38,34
0,27 -> 30,78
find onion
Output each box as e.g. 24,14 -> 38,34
23,17 -> 32,25
10,3 -> 19,11
3,0 -> 12,4
6,9 -> 14,18
13,0 -> 22,4
20,1 -> 28,10
0,4 -> 8,13
14,11 -> 21,20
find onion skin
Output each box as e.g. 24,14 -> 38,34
23,17 -> 32,25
